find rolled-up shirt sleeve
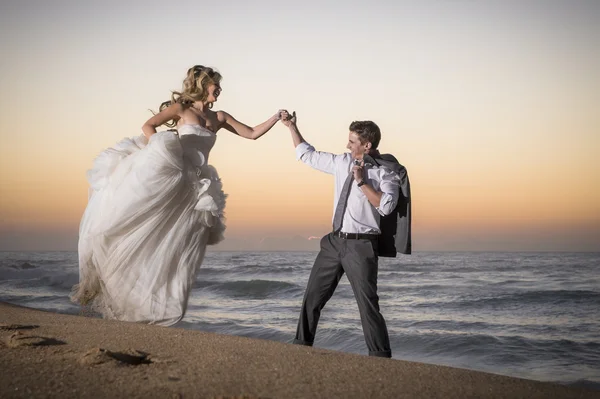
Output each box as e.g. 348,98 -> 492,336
376,168 -> 401,216
295,142 -> 337,175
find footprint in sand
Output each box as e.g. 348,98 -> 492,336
5,331 -> 66,348
79,348 -> 153,366
0,323 -> 39,331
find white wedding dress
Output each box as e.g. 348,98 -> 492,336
71,124 -> 226,326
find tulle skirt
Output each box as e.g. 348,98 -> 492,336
71,131 -> 226,326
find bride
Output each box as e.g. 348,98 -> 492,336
71,65 -> 284,325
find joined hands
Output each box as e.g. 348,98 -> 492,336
278,110 -> 296,127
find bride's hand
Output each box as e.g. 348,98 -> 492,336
276,109 -> 288,120
280,110 -> 296,127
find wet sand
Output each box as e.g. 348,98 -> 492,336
0,302 -> 596,398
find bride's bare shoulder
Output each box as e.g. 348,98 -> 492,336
215,110 -> 230,121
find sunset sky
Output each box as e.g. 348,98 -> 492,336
0,0 -> 598,251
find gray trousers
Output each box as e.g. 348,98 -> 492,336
293,233 -> 391,357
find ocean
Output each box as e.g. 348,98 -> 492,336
1,251 -> 599,390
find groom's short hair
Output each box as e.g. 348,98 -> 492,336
349,121 -> 381,150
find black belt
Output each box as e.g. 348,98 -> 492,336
332,231 -> 379,240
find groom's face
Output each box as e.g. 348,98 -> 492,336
346,131 -> 371,160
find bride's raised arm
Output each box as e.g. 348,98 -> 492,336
216,110 -> 283,140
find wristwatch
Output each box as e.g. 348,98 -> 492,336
357,180 -> 367,187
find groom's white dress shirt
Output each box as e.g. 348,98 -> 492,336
296,142 -> 401,234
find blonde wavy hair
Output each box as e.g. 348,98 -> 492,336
156,65 -> 223,127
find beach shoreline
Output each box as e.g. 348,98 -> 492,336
1,302 -> 596,398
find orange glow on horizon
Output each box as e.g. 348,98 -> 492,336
1,1 -> 599,251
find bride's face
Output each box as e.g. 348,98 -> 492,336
206,83 -> 222,103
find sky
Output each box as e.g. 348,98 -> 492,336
0,0 -> 598,252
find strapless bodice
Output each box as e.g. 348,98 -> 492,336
176,124 -> 217,167
178,124 -> 215,137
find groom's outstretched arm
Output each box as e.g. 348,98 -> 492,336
282,111 -> 339,175
280,111 -> 305,147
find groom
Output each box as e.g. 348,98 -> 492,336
281,111 -> 402,358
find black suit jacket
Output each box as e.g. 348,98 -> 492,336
365,153 -> 412,256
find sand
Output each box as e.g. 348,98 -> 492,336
0,302 -> 596,398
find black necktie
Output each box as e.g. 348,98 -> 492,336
332,168 -> 354,232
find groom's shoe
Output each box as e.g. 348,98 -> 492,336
293,339 -> 313,347
369,350 -> 392,358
